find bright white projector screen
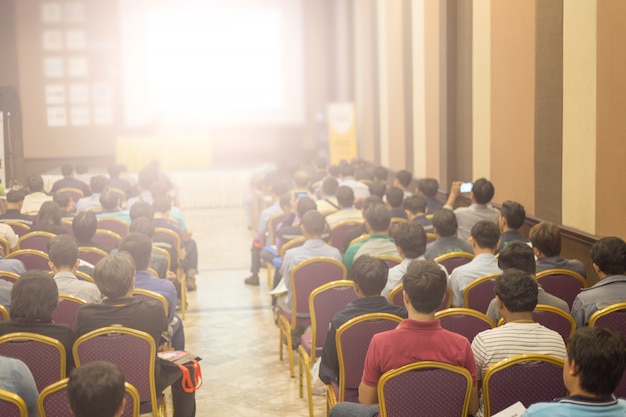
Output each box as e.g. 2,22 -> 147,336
119,0 -> 304,128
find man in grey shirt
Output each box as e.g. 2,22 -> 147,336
444,178 -> 500,241
424,208 -> 473,260
530,222 -> 587,278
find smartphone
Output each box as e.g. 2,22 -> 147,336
460,182 -> 473,193
294,191 -> 308,199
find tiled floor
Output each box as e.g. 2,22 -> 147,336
182,208 -> 326,416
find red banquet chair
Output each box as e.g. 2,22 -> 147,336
435,308 -> 495,343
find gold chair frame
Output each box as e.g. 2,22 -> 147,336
588,301 -> 626,327
0,388 -> 27,417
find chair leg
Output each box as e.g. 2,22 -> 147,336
266,264 -> 273,289
278,319 -> 284,361
298,347 -> 305,398
286,327 -> 295,378
299,348 -> 315,417
179,270 -> 187,320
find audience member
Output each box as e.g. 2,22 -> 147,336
341,195 -> 383,251
48,234 -> 101,303
522,327 -> 626,416
339,164 -> 370,201
417,178 -> 443,213
444,178 -> 499,241
96,191 -> 131,224
29,201 -> 68,235
325,186 -> 363,228
52,191 -> 76,219
130,217 -> 169,279
76,175 -> 108,212
108,163 -> 137,199
126,168 -> 157,210
571,237 -> 626,328
21,174 -> 52,214
372,166 -> 388,183
385,186 -> 407,219
449,221 -> 501,307
67,361 -> 126,417
0,190 -> 34,224
0,356 -> 39,417
352,158 -> 373,181
403,194 -> 433,233
424,209 -> 473,259
497,200 -> 529,252
393,169 -> 413,197
72,211 -> 109,253
329,260 -> 478,417
276,196 -> 323,249
50,164 -> 91,196
132,201 -> 179,274
343,204 -> 398,270
151,182 -> 187,232
315,177 -> 340,215
529,222 -> 586,278
367,181 -> 386,199
74,163 -> 90,186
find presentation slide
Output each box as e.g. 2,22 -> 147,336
119,0 -> 304,129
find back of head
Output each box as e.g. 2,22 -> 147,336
350,255 -> 388,296
94,252 -> 136,299
48,234 -> 78,268
10,270 -> 58,322
494,268 -> 538,312
67,361 -> 125,417
53,191 -> 71,209
385,186 -> 404,209
364,203 -> 391,233
296,197 -> 317,219
591,237 -> 626,276
6,189 -> 25,204
301,210 -> 325,237
470,221 -> 500,250
130,201 -> 154,221
395,170 -> 412,188
72,211 -> 97,242
392,222 -> 426,259
37,201 -> 62,226
402,260 -> 447,313
471,178 -> 495,204
362,195 -> 383,212
61,164 -> 74,177
107,164 -> 122,179
368,182 -> 386,199
292,170 -> 311,189
500,200 -> 526,229
328,165 -> 340,178
90,176 -> 109,194
567,327 -> 626,396
100,191 -> 120,212
119,232 -> 152,270
403,195 -> 427,215
529,222 -> 561,257
432,209 -> 457,237
152,196 -> 172,214
340,164 -> 354,178
498,241 -> 536,274
417,178 -> 439,197
27,174 -> 45,193
130,217 -> 155,238
373,166 -> 388,182
336,186 -> 355,208
321,177 -> 339,196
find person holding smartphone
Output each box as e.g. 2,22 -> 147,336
444,178 -> 500,241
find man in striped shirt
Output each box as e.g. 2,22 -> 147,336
471,269 -> 567,417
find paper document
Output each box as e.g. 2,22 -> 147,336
492,401 -> 527,417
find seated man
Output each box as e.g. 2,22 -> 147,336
0,356 -> 39,417
522,327 -> 626,416
393,169 -> 413,197
530,222 -> 586,278
329,260 -> 478,417
342,196 -> 382,251
372,166 -> 388,183
338,164 -> 370,202
343,204 -> 398,270
119,232 -> 185,351
571,236 -> 626,328
72,211 -> 110,253
326,186 -> 363,228
315,177 -> 340,215
485,242 -> 569,324
50,163 -> 92,196
449,221 -> 501,307
130,217 -> 169,279
48,234 -> 101,303
497,200 -> 529,253
108,163 -> 137,199
21,174 -> 53,214
368,181 -> 386,199
53,191 -> 76,219
416,177 -> 443,213
403,194 -> 432,233
319,256 -> 407,385
472,269 -> 567,417
444,178 -> 500,241
96,191 -> 131,224
76,252 -> 195,417
384,186 -> 407,219
424,208 -> 473,260
67,361 -> 126,417
76,175 -> 108,212
0,190 -> 34,224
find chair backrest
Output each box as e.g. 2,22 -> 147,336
5,249 -> 50,270
279,236 -> 306,258
133,289 -> 169,319
348,234 -> 369,247
52,294 -> 86,331
463,273 -> 501,314
152,246 -> 171,272
92,229 -> 122,252
0,237 -> 9,256
75,270 -> 95,283
536,269 -> 587,309
373,254 -> 402,268
329,221 -> 364,255
16,231 -> 55,251
378,361 -> 473,417
308,280 -> 357,361
435,308 -> 495,342
0,271 -> 20,284
0,305 -> 8,321
531,305 -> 576,343
38,378 -> 140,417
60,219 -> 74,237
2,221 -> 30,238
56,187 -> 84,202
0,389 -> 27,417
267,213 -> 288,246
482,354 -> 565,417
336,313 -> 404,402
108,187 -> 128,203
153,228 -> 181,258
434,252 -> 475,274
97,217 -> 130,238
77,246 -> 108,266
391,284 -> 452,312
0,333 -> 66,391
590,303 -> 626,399
287,258 -> 347,328
426,233 -> 436,243
73,326 -> 159,416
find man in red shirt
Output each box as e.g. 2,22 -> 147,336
329,260 -> 479,417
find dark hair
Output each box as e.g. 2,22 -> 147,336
36,201 -> 62,229
94,252 -> 136,299
395,170 -> 412,188
529,222 -> 561,257
470,221 -> 500,250
432,209 -> 457,237
403,195 -> 427,215
417,178 -> 439,197
494,269 -> 538,312
471,178 -> 495,204
130,217 -> 154,238
152,196 -> 172,213
130,202 -> 154,221
119,232 -> 152,270
350,255 -> 388,296
27,175 -> 45,193
590,237 -> 626,275
373,166 -> 388,182
10,270 -> 58,322
328,165 -> 340,178
385,186 -> 404,209
500,200 -> 526,229
403,260 -> 447,313
362,195 -> 383,212
336,186 -> 355,208
278,192 -> 292,209
48,234 -> 78,268
67,361 -> 125,417
322,177 -> 339,196
107,164 -> 122,179
340,164 -> 355,178
497,242 -> 536,274
6,190 -> 25,203
296,197 -> 317,219
99,191 -> 120,211
567,327 -> 626,396
364,203 -> 391,232
90,175 -> 109,194
368,182 -> 386,199
301,210 -> 325,236
72,211 -> 98,242
53,191 -> 71,208
392,222 -> 426,259
61,164 -> 74,177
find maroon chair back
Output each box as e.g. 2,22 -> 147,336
52,295 -> 85,331
267,213 -> 288,246
5,250 -> 50,270
463,274 -> 500,314
434,252 -> 474,275
531,306 -> 575,343
435,308 -> 495,343
589,304 -> 626,398
16,231 -> 55,252
97,217 -> 130,238
92,230 -> 122,252
3,221 -> 31,238
536,269 -> 586,310
0,271 -> 19,284
329,222 -> 363,255
390,284 -> 452,311
0,393 -> 25,417
77,246 -> 108,266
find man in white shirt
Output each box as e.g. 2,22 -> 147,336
21,174 -> 53,214
444,178 -> 500,241
338,164 -> 370,202
326,186 -> 363,228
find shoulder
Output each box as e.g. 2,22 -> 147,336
523,402 -> 564,416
